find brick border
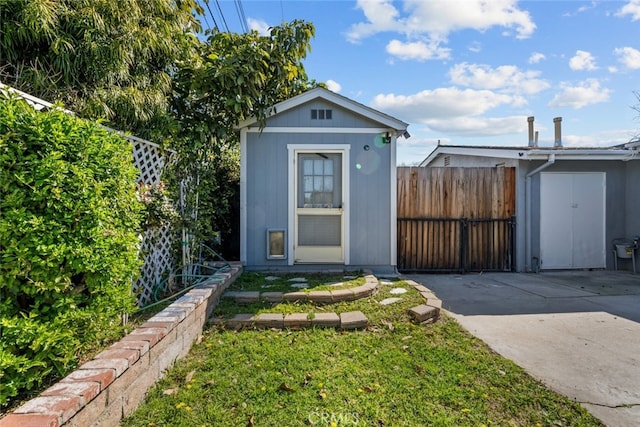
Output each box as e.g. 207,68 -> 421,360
226,274 -> 379,305
0,264 -> 242,427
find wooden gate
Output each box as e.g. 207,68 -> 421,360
397,167 -> 516,272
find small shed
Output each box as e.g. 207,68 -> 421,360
238,87 -> 409,273
419,118 -> 640,272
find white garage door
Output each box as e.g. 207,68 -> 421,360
540,172 -> 606,270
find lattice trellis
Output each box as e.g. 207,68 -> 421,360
128,136 -> 177,307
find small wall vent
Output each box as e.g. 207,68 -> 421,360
311,109 -> 332,120
444,155 -> 451,167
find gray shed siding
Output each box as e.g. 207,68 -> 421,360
244,131 -> 393,270
265,99 -> 384,129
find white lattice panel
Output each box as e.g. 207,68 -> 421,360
129,137 -> 176,306
134,226 -> 174,306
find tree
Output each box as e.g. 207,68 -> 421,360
0,0 -> 202,140
169,20 -> 316,257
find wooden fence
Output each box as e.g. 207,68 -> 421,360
397,167 -> 516,272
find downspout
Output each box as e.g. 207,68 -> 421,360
525,153 -> 555,272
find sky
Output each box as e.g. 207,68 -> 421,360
208,0 -> 640,165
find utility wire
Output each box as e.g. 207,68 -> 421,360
234,0 -> 248,33
201,0 -> 219,31
213,0 -> 230,33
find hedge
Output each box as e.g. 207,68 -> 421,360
0,94 -> 143,406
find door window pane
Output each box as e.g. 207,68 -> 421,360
298,153 -> 341,208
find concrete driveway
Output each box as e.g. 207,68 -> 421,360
405,270 -> 640,427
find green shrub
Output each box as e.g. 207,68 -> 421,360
0,95 -> 143,406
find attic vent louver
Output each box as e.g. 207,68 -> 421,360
311,109 -> 332,120
444,156 -> 451,167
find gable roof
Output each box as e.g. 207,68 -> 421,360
237,86 -> 409,134
419,143 -> 640,166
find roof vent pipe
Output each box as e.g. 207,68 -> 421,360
527,116 -> 535,147
553,117 -> 562,148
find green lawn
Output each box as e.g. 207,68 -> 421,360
122,273 -> 602,427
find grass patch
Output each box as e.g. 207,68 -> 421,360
122,273 -> 602,427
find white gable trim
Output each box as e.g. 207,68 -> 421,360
238,87 -> 408,131
244,126 -> 397,135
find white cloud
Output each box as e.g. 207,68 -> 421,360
346,0 -> 536,60
548,79 -> 611,109
386,39 -> 451,61
247,18 -> 270,35
617,0 -> 640,21
449,62 -> 550,95
400,0 -> 536,39
468,41 -> 482,53
423,116 -> 526,136
529,52 -> 546,64
371,87 -> 516,123
614,46 -> 640,69
569,50 -> 598,71
346,0 -> 401,43
325,80 -> 342,93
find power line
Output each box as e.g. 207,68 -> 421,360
213,0 -> 230,33
200,0 -> 219,32
234,0 -> 248,33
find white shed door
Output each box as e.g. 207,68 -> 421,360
540,172 -> 605,269
294,152 -> 345,263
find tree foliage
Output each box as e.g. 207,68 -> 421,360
0,95 -> 143,405
169,20 -> 316,254
0,0 -> 202,140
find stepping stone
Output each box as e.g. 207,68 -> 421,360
255,313 -> 284,329
310,312 -> 340,328
340,311 -> 368,330
290,283 -> 309,289
265,276 -> 280,281
326,281 -> 344,287
284,313 -> 311,329
288,277 -> 307,282
408,305 -> 440,323
389,288 -> 408,295
379,297 -> 402,306
343,275 -> 357,279
235,291 -> 260,304
379,279 -> 394,286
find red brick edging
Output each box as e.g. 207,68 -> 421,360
0,264 -> 242,427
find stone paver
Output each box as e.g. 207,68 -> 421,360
408,304 -> 440,323
284,313 -> 311,329
235,291 -> 260,304
254,313 -> 284,329
310,313 -> 341,328
340,311 -> 368,330
261,292 -> 284,303
389,288 -> 407,295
